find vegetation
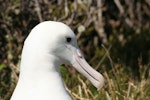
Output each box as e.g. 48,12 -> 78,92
0,0 -> 150,100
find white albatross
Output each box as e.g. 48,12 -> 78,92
11,21 -> 104,100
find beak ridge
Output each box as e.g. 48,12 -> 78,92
72,49 -> 105,90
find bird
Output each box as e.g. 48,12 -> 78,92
10,21 -> 104,100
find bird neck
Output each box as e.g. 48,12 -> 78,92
11,46 -> 72,100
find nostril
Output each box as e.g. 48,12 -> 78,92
76,49 -> 83,58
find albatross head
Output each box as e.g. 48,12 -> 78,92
11,21 -> 104,100
24,21 -> 104,89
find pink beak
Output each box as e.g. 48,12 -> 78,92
72,49 -> 104,90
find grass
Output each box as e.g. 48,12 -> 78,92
59,46 -> 150,100
61,64 -> 150,100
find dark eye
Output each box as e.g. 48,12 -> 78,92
66,37 -> 72,43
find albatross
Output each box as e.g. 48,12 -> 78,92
11,21 -> 104,100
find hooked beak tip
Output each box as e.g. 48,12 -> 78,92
97,75 -> 105,90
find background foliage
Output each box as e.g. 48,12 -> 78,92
0,0 -> 150,100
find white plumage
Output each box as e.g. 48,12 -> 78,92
11,21 -> 104,100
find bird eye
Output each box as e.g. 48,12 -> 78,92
66,37 -> 72,43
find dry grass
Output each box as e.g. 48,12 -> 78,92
60,46 -> 150,100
